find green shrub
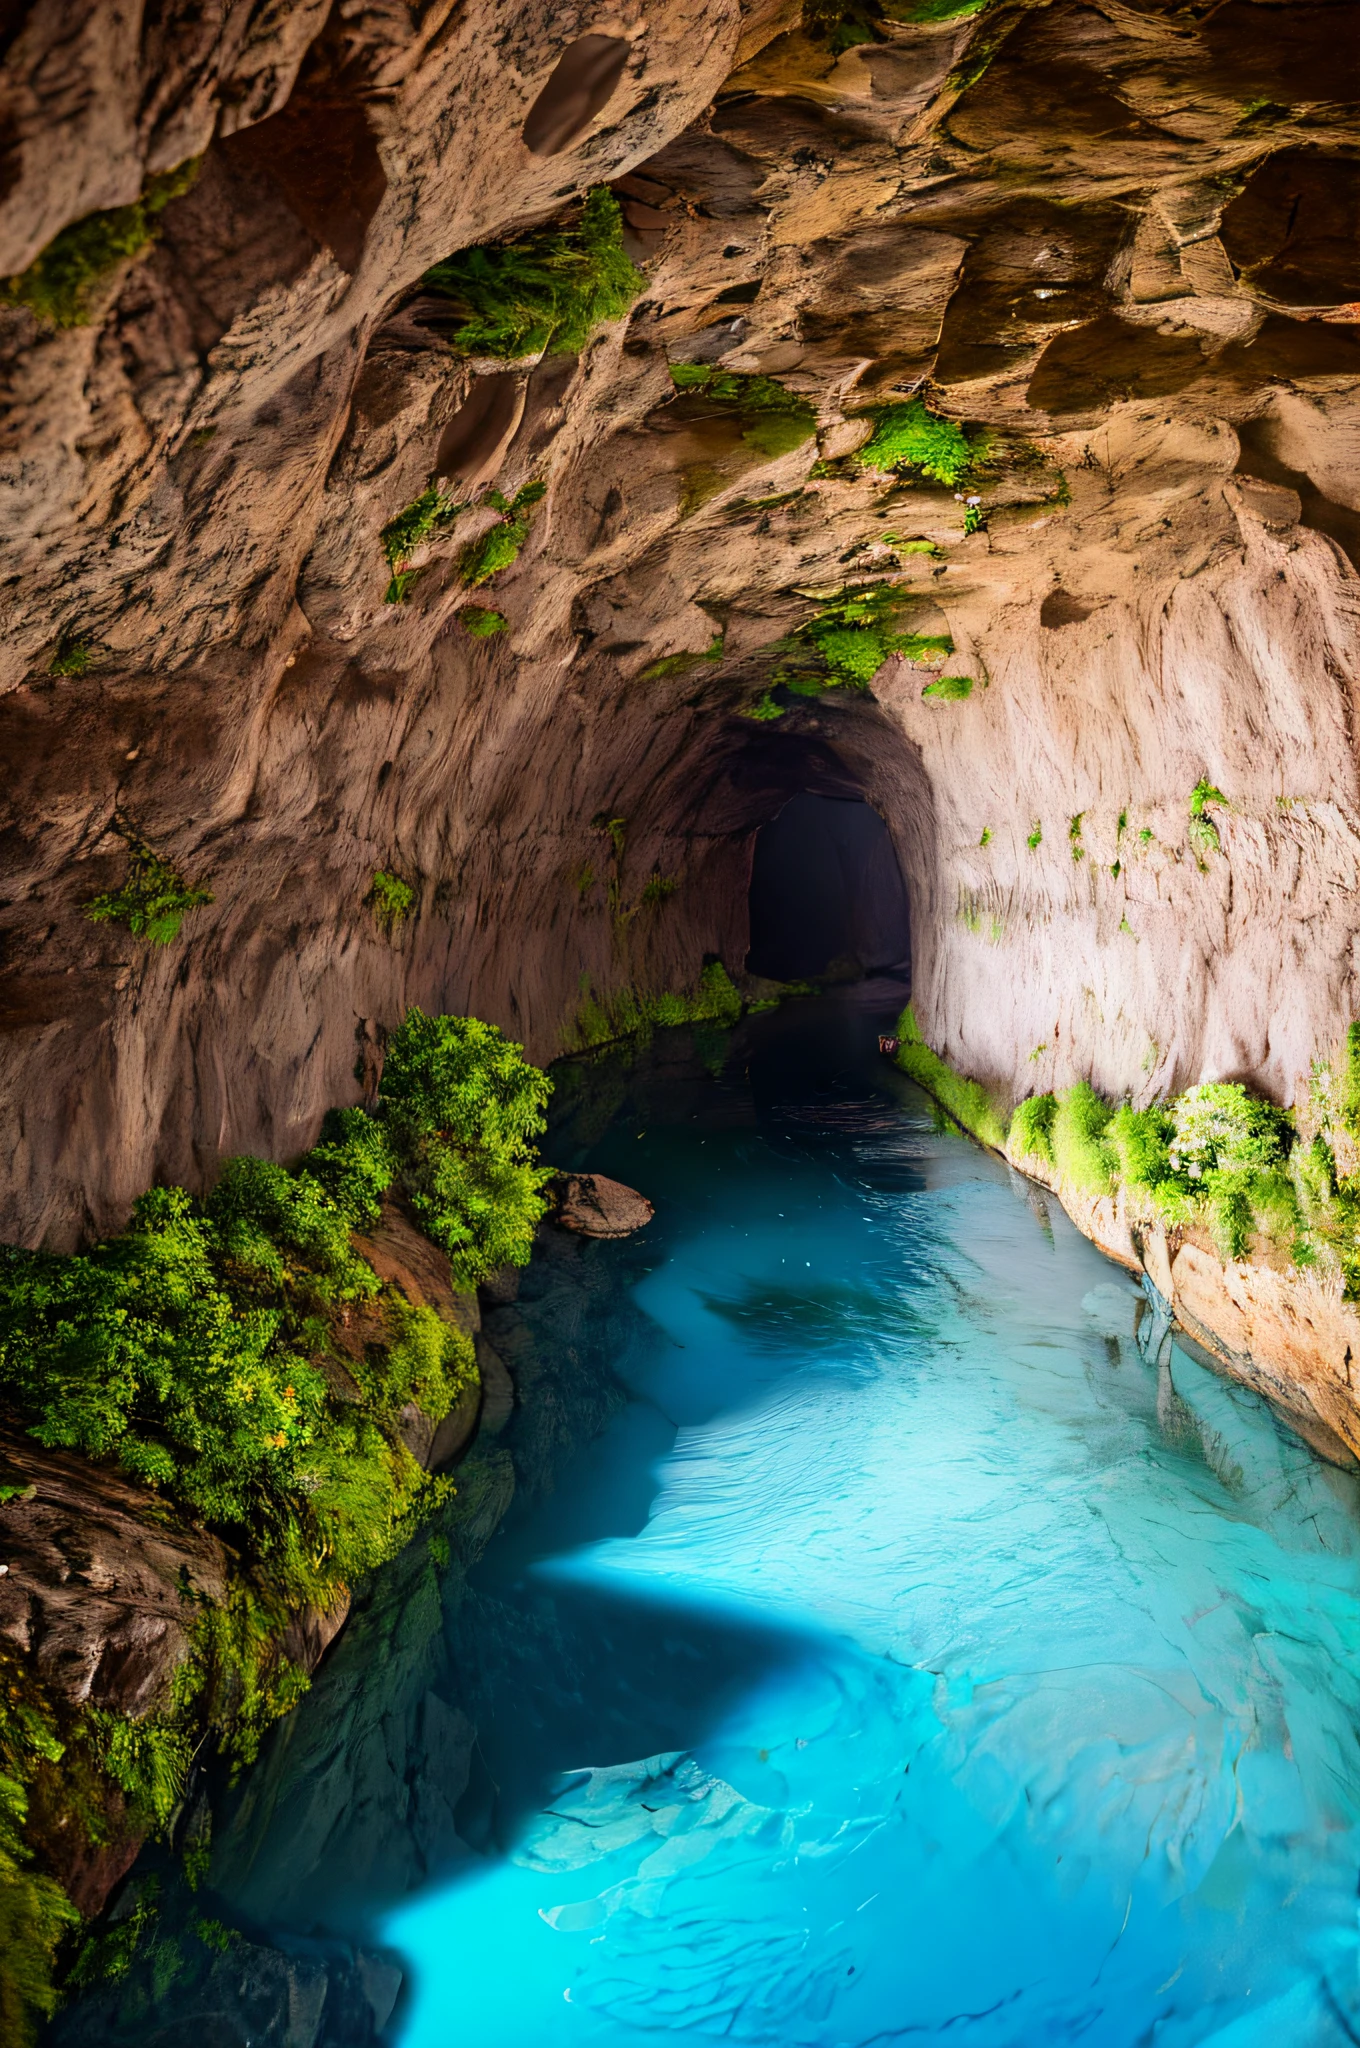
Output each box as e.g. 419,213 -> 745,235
85,822 -> 212,945
368,869 -> 416,936
303,1107 -> 398,1228
459,481 -> 546,587
922,674 -> 973,701
424,187 -> 642,359
375,1009 -> 553,1288
668,364 -> 817,459
858,400 -> 974,486
1009,1093 -> 1056,1166
742,691 -> 785,721
2,162 -> 200,328
893,1006 -> 1008,1149
1104,1102 -> 1174,1193
1168,1082 -> 1290,1177
1050,1083 -> 1114,1195
461,605 -> 508,636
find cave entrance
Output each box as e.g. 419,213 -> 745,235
746,794 -> 911,983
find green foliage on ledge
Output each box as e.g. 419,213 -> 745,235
380,486 -> 466,601
84,820 -> 213,946
857,399 -> 976,487
423,187 -> 643,359
368,868 -> 416,935
774,583 -> 949,696
569,962 -> 745,1052
2,162 -> 200,328
899,1006 -> 1347,1273
893,1006 -> 1009,1150
668,364 -> 818,460
459,480 -> 547,588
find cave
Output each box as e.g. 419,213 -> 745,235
7,3 -> 1360,2042
746,794 -> 911,983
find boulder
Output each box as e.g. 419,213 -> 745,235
550,1172 -> 654,1239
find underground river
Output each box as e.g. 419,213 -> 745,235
229,987 -> 1360,2044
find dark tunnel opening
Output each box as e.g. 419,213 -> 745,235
746,794 -> 912,984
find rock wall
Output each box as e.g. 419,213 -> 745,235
2,3 -> 1360,1346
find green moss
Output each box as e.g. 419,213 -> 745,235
50,634 -> 94,677
84,821 -> 212,945
459,480 -> 546,588
461,605 -> 508,637
667,364 -> 817,459
742,691 -> 785,721
2,161 -> 200,328
638,633 -> 724,682
922,674 -> 974,702
893,1006 -> 1008,1149
1027,821 -> 1042,850
423,187 -> 643,359
857,400 -> 975,486
1050,1083 -> 1114,1196
773,582 -> 946,696
368,868 -> 416,936
1009,1093 -> 1056,1166
568,963 -> 744,1052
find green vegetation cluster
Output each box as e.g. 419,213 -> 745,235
803,0 -> 990,46
569,962 -> 745,1052
0,1010 -> 552,2039
381,486 -> 466,603
668,364 -> 818,460
368,869 -> 416,936
423,187 -> 643,359
459,481 -> 547,588
84,821 -> 213,946
2,163 -> 199,327
857,399 -> 979,487
773,583 -> 952,697
896,1007 -> 1360,1279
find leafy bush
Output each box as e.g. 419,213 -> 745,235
893,1005 -> 1008,1149
922,674 -> 974,701
368,869 -> 415,935
668,364 -> 817,459
1050,1083 -> 1114,1195
85,822 -> 212,945
375,1009 -> 553,1287
1009,1093 -> 1056,1165
459,480 -> 546,588
858,400 -> 974,486
1169,1082 -> 1290,1178
2,161 -> 200,327
424,187 -> 643,359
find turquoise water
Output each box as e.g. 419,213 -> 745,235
387,992 -> 1360,2046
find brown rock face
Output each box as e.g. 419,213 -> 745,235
3,4 -> 1360,1427
0,1426 -> 228,1715
552,1170 -> 655,1238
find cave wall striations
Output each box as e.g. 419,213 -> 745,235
2,0 -> 1360,1265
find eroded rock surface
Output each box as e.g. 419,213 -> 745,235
3,3 -> 1360,1618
